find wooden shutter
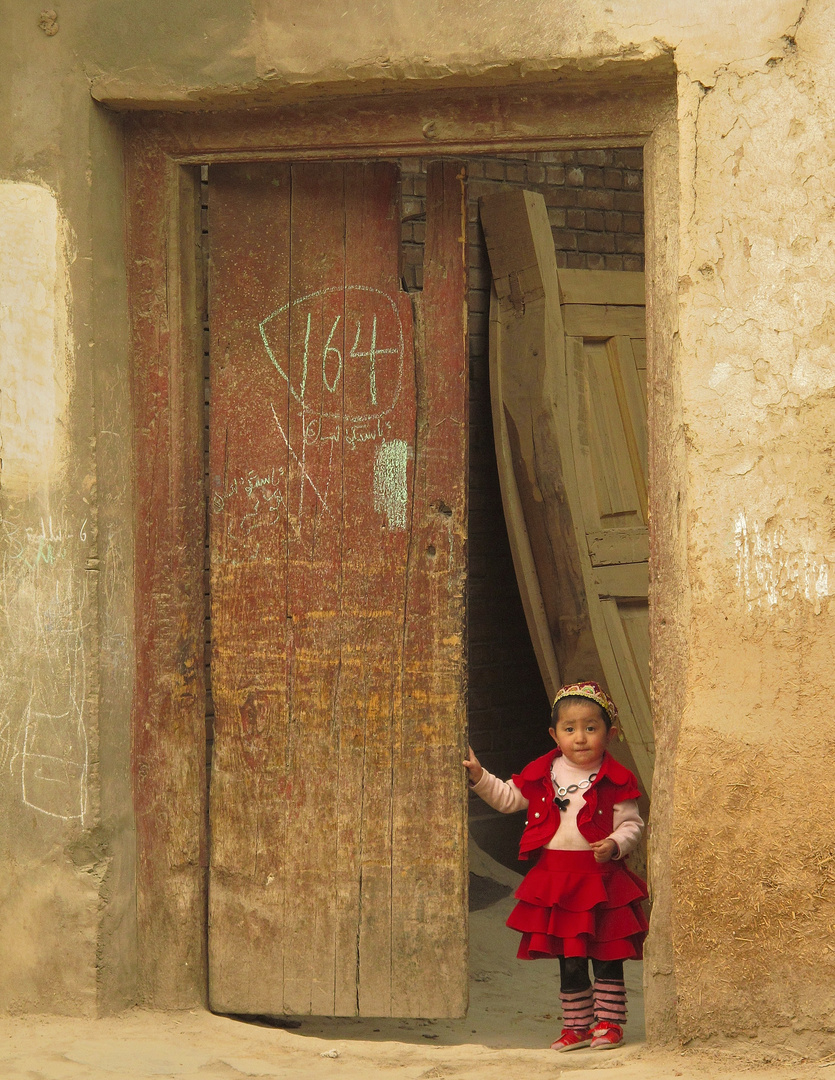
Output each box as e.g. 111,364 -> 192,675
562,269 -> 652,786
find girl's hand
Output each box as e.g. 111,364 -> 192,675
590,838 -> 618,863
463,746 -> 484,785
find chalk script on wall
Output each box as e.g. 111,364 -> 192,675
0,511 -> 88,823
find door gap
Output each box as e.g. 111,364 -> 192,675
200,163 -> 214,845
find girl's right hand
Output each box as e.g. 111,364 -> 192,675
463,745 -> 484,785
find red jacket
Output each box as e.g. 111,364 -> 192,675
512,748 -> 642,861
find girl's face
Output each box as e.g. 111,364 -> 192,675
549,700 -> 614,767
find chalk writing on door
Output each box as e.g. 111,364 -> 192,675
212,466 -> 288,536
259,286 -> 405,427
215,287 -> 411,544
373,440 -> 410,531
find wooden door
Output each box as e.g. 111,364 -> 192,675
207,161 -> 468,1017
480,189 -> 652,788
560,270 -> 652,787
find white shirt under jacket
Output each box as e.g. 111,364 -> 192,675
471,754 -> 644,859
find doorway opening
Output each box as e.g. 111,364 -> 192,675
398,149 -> 650,1045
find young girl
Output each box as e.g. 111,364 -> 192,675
464,680 -> 648,1052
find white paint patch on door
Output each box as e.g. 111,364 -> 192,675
734,511 -> 831,614
373,439 -> 410,530
0,182 -> 70,495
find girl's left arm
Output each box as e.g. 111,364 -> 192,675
607,800 -> 645,860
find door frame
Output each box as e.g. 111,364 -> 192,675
124,80 -> 681,1020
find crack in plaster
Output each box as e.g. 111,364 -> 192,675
685,0 -> 806,240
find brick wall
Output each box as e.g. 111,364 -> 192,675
401,147 -> 644,289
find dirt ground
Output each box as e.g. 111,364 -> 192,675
2,849 -> 832,1080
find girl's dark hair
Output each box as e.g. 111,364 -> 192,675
551,694 -> 612,730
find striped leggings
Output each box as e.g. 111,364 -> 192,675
558,956 -> 627,1029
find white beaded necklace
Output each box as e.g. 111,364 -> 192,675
550,762 -> 598,812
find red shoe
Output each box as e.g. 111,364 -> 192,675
590,1021 -> 623,1049
551,1027 -> 593,1052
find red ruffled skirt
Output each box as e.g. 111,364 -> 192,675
507,849 -> 648,961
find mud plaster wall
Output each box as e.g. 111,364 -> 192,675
0,2 -> 135,1015
3,0 -> 835,1052
0,179 -> 98,1012
670,6 -> 835,1051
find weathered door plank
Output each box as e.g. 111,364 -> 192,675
341,162 -> 415,1016
281,162 -> 351,1015
390,161 -> 469,1019
588,528 -> 650,567
558,268 -> 645,306
562,304 -> 646,338
600,599 -> 653,755
207,162 -> 293,1013
591,563 -> 650,598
